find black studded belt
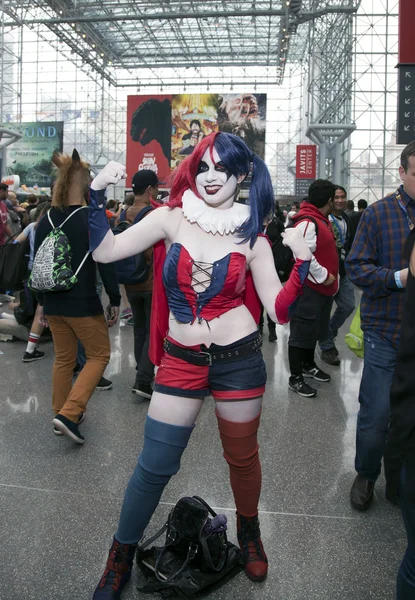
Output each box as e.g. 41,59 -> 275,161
163,334 -> 263,366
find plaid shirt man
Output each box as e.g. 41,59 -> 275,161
346,185 -> 415,349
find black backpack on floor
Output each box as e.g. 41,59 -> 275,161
272,215 -> 318,282
136,496 -> 243,597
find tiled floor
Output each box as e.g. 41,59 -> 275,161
0,315 -> 405,600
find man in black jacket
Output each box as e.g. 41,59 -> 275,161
319,185 -> 356,365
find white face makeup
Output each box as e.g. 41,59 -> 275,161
195,147 -> 238,208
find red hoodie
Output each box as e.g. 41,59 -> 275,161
292,202 -> 339,297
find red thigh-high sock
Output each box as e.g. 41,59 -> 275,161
216,411 -> 268,582
216,411 -> 261,516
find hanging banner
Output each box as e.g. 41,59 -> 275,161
295,145 -> 317,198
126,93 -> 267,188
399,0 -> 415,65
126,95 -> 173,187
296,145 -> 317,179
1,121 -> 64,187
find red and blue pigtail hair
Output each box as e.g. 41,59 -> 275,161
168,133 -> 219,207
168,131 -> 274,248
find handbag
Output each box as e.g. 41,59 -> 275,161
0,236 -> 29,290
345,304 -> 364,358
137,496 -> 243,597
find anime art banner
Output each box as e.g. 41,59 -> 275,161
126,93 -> 267,187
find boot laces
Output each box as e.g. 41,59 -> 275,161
98,544 -> 132,590
99,568 -> 122,590
239,518 -> 267,564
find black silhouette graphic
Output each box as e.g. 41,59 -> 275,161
130,98 -> 172,162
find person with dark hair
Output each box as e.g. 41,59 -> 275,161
319,185 -> 356,366
346,200 -> 355,215
262,201 -> 286,341
288,179 -> 339,397
180,119 -> 205,155
114,170 -> 159,398
346,140 -> 415,512
88,132 -> 311,597
0,183 -> 12,246
124,192 -> 135,207
349,198 -> 368,237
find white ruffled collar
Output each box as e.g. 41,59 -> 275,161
181,189 -> 250,235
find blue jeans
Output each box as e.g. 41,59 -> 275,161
355,329 -> 396,481
397,466 -> 415,599
319,275 -> 355,351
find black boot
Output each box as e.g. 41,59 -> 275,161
93,537 -> 136,599
237,513 -> 268,582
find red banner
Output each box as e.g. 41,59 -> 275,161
126,95 -> 173,188
399,0 -> 415,64
296,145 -> 317,179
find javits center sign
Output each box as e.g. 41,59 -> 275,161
295,145 -> 317,198
126,94 -> 267,188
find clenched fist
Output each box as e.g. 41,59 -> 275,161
281,228 -> 312,261
91,161 -> 127,191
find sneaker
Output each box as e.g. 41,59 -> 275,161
120,308 -> 132,320
96,377 -> 113,391
22,349 -> 45,362
132,381 -> 153,399
52,414 -> 85,444
127,317 -> 134,326
54,412 -> 85,436
303,365 -> 331,382
268,331 -> 277,342
321,348 -> 340,366
289,375 -> 317,398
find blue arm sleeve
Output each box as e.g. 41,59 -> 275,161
88,187 -> 110,252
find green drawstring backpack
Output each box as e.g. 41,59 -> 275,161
345,304 -> 364,358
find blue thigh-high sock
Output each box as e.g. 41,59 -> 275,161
115,415 -> 194,544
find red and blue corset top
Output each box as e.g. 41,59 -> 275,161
162,243 -> 247,324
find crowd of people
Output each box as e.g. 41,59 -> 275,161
1,135 -> 415,600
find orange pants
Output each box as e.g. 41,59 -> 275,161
47,314 -> 110,422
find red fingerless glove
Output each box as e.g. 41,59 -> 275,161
274,259 -> 310,324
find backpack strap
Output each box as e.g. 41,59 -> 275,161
132,205 -> 152,225
74,250 -> 91,277
294,215 -> 319,235
47,206 -> 88,229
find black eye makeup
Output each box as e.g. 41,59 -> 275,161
196,159 -> 233,181
216,161 -> 232,180
196,160 -> 209,175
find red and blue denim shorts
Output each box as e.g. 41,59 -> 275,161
154,331 -> 267,401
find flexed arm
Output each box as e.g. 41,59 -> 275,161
88,161 -> 167,263
250,229 -> 311,324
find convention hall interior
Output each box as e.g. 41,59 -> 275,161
0,1 -> 410,599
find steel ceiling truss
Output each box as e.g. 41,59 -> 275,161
1,1 -> 360,88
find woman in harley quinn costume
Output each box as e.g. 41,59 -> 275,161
89,132 -> 311,599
